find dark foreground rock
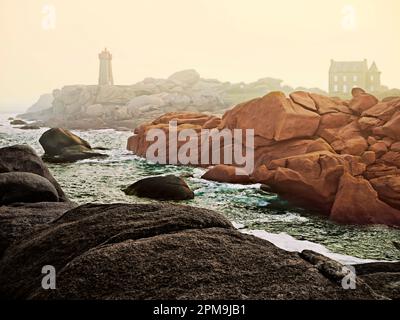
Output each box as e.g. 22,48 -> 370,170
0,202 -> 77,257
0,172 -> 59,205
353,261 -> 400,300
301,250 -> 400,300
39,128 -> 107,163
124,175 -> 194,200
0,203 -> 381,300
0,145 -> 68,201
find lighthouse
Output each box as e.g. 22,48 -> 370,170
98,48 -> 114,85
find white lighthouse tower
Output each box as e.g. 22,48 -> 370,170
98,48 -> 114,85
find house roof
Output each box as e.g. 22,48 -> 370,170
369,61 -> 380,73
329,60 -> 369,73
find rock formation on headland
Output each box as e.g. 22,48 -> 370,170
127,89 -> 400,227
19,70 -> 327,130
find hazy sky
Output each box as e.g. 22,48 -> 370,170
1,0 -> 399,112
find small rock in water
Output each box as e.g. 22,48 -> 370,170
124,175 -> 195,200
39,128 -> 107,163
20,125 -> 40,130
10,119 -> 27,125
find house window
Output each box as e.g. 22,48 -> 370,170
343,84 -> 348,93
343,75 -> 347,82
334,84 -> 338,92
353,75 -> 358,82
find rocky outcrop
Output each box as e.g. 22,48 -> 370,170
221,92 -> 320,141
20,70 -> 328,130
127,90 -> 400,226
123,175 -> 194,200
0,145 -> 68,201
0,203 -> 380,300
26,93 -> 54,113
39,128 -> 107,163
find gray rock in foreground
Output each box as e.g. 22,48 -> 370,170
0,203 -> 380,300
124,175 -> 195,200
0,202 -> 77,257
0,145 -> 68,201
354,262 -> 400,300
0,172 -> 59,205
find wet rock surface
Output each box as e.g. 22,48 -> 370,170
0,203 -> 382,300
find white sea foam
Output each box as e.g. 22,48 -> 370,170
241,229 -> 383,265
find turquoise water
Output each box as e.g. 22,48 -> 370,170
1,114 -> 399,261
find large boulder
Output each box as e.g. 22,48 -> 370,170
369,175 -> 400,210
349,92 -> 378,115
124,175 -> 194,200
0,202 -> 76,257
168,69 -> 201,87
39,128 -> 107,163
127,95 -> 165,110
0,172 -> 59,205
126,90 -> 400,227
0,203 -> 378,300
251,151 -> 365,214
382,112 -> 400,140
0,145 -> 68,201
221,91 -> 320,141
202,165 -> 251,184
330,173 -> 400,226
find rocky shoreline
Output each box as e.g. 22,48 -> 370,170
0,140 -> 399,300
